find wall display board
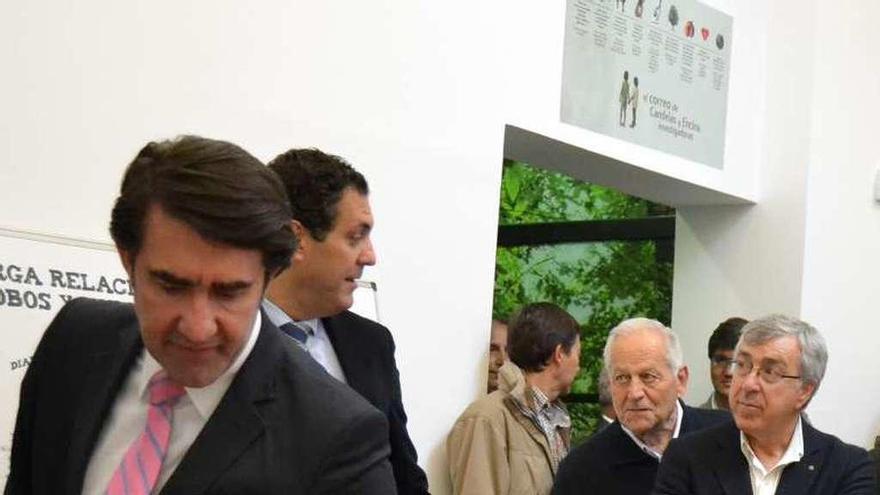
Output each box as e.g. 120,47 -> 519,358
561,0 -> 733,168
0,228 -> 379,480
0,230 -> 133,477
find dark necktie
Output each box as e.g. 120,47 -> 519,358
279,321 -> 310,347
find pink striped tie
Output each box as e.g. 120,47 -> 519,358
105,370 -> 186,495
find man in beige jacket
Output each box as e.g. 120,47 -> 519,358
447,303 -> 581,495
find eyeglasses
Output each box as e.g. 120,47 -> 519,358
710,355 -> 734,368
732,358 -> 801,384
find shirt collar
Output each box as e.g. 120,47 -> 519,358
526,385 -> 571,430
261,298 -> 318,335
530,385 -> 550,411
138,310 -> 262,419
620,400 -> 684,459
740,415 -> 804,475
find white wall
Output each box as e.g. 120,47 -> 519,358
674,0 -> 814,407
676,0 -> 880,452
799,0 -> 880,448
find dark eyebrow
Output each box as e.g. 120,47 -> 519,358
149,270 -> 194,287
213,280 -> 253,292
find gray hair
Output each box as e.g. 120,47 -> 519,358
736,314 -> 827,389
603,317 -> 684,374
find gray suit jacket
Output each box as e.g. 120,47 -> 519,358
5,298 -> 397,494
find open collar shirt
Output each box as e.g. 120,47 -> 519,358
620,400 -> 684,460
740,416 -> 805,495
529,386 -> 571,466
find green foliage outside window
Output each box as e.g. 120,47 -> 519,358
493,159 -> 674,444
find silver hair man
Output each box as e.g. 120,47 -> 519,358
603,317 -> 684,374
652,314 -> 874,495
735,314 -> 827,404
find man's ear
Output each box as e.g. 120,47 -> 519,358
290,220 -> 309,261
795,381 -> 816,411
552,344 -> 567,366
675,365 -> 690,398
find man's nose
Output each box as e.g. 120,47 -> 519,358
178,294 -> 218,342
739,369 -> 762,392
359,238 -> 377,266
627,380 -> 647,401
722,363 -> 734,378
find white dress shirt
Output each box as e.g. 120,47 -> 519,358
620,400 -> 684,460
740,416 -> 804,495
262,299 -> 348,383
81,312 -> 262,495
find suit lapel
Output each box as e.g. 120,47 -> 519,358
323,314 -> 371,395
711,423 -> 753,495
65,321 -> 142,494
160,315 -> 279,495
777,421 -> 825,494
679,403 -> 702,435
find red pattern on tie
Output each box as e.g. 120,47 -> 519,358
105,370 -> 185,495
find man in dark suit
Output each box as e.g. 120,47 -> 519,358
264,148 -> 429,494
5,136 -> 396,494
553,318 -> 729,495
653,314 -> 875,494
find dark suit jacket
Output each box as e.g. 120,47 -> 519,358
5,298 -> 396,495
652,419 -> 876,495
323,311 -> 429,494
552,403 -> 730,495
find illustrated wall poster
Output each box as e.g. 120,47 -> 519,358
561,0 -> 733,168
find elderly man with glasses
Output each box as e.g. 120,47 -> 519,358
653,314 -> 875,495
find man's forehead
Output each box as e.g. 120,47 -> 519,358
490,322 -> 507,338
737,336 -> 801,363
337,189 -> 373,219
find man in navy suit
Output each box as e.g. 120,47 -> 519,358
653,314 -> 875,494
552,318 -> 729,495
264,148 -> 429,494
5,136 -> 396,494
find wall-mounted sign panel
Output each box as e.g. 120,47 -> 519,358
561,0 -> 733,168
0,231 -> 132,478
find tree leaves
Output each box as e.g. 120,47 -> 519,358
493,160 -> 673,443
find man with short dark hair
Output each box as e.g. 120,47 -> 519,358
700,317 -> 748,411
654,314 -> 875,495
5,136 -> 396,494
447,302 -> 580,495
264,148 -> 428,494
553,318 -> 728,495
